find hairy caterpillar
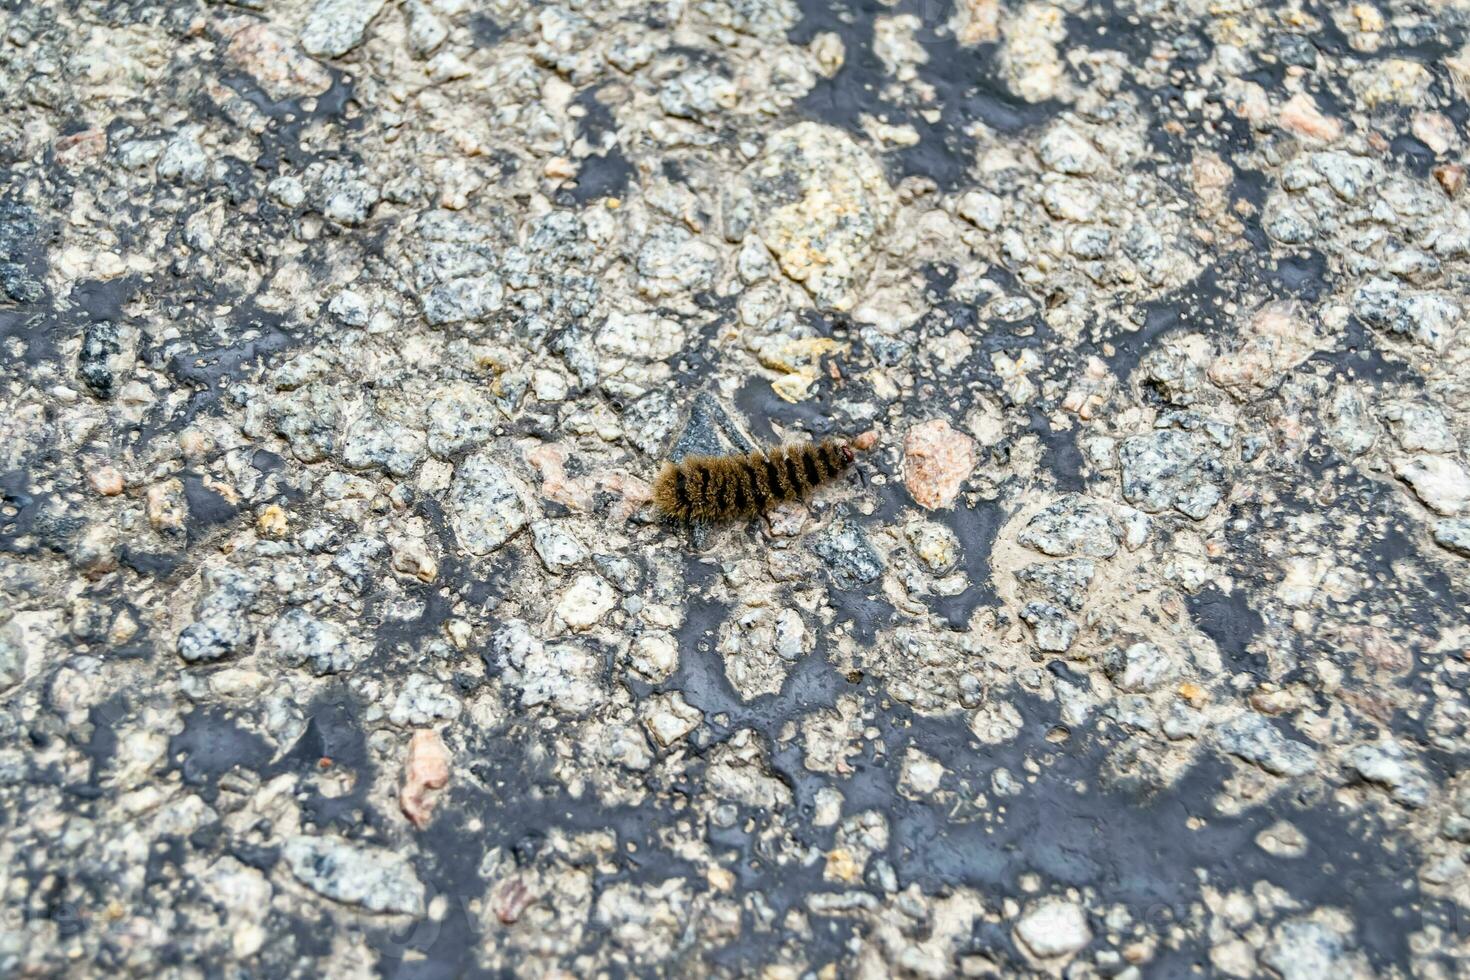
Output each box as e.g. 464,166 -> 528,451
653,439 -> 859,523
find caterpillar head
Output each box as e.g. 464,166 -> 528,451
846,430 -> 879,459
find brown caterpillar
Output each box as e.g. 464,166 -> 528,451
653,438 -> 858,523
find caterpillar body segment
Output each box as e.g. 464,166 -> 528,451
652,439 -> 857,523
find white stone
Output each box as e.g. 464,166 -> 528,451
265,608 -> 359,675
556,574 -> 615,631
426,382 -> 496,459
630,633 -> 679,681
301,0 -> 386,57
516,642 -> 604,714
1215,713 -> 1317,777
899,747 -> 945,797
1344,740 -> 1431,808
956,190 -> 1004,230
1393,455 -> 1470,516
1262,916 -> 1369,980
641,692 -> 703,747
596,312 -> 686,361
449,451 -> 530,555
389,674 -> 462,727
772,608 -> 810,661
1106,642 -> 1177,693
531,369 -> 569,402
531,520 -> 587,573
1015,898 -> 1092,960
1038,124 -> 1104,175
283,835 -> 424,915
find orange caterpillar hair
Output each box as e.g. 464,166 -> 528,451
653,439 -> 857,523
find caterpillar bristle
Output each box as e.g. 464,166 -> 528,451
653,438 -> 860,523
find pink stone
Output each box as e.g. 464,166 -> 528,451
223,20 -> 332,103
400,730 -> 451,829
902,419 -> 975,510
1278,93 -> 1341,143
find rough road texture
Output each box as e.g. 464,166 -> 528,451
3,0 -> 1470,976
